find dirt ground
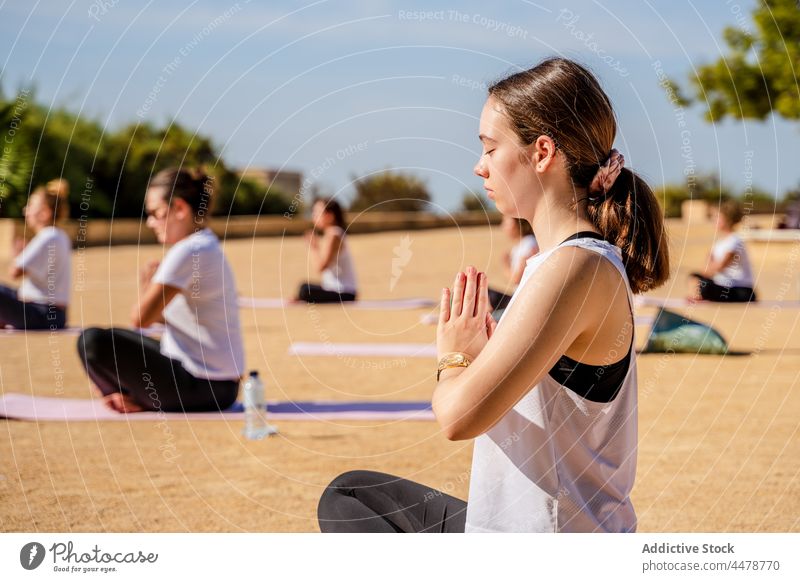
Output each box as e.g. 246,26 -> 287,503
1,217 -> 798,532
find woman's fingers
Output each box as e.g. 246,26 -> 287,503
451,271 -> 465,316
462,266 -> 477,317
477,271 -> 490,317
485,312 -> 498,338
439,287 -> 451,324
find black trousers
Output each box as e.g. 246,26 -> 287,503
297,282 -> 356,304
76,327 -> 239,412
487,287 -> 513,310
317,470 -> 467,533
0,284 -> 67,330
690,273 -> 757,302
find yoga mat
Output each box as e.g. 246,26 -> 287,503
0,325 -> 164,337
635,296 -> 800,309
740,229 -> 800,243
238,297 -> 437,310
419,314 -> 655,327
0,393 -> 434,422
289,342 -> 438,358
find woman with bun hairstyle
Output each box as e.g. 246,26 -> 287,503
77,167 -> 244,413
318,58 -> 669,533
0,179 -> 72,330
296,197 -> 358,303
688,199 -> 756,302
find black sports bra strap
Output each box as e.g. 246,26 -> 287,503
559,231 -> 605,245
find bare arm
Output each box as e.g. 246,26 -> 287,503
131,282 -> 180,329
434,248 -> 608,441
311,230 -> 343,272
703,250 -> 736,277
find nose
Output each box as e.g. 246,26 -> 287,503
474,157 -> 488,178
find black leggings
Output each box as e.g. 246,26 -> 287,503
487,287 -> 513,310
76,327 -> 239,412
0,284 -> 67,330
690,273 -> 757,302
317,470 -> 467,533
297,282 -> 356,304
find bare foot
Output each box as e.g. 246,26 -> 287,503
103,393 -> 144,413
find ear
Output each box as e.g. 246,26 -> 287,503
172,197 -> 192,219
531,135 -> 557,174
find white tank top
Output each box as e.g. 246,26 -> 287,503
320,226 -> 358,294
465,236 -> 638,533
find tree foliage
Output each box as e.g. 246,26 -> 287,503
0,86 -> 291,219
349,169 -> 431,212
670,0 -> 800,122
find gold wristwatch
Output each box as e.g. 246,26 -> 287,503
437,352 -> 473,381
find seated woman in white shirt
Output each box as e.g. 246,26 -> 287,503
76,167 -> 245,413
1,179 -> 71,329
487,215 -> 539,310
295,197 -> 358,303
688,199 -> 757,302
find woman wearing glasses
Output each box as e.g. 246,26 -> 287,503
76,167 -> 244,413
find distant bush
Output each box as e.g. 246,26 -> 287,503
0,87 -> 293,219
349,169 -> 431,212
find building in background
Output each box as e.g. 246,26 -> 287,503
237,167 -> 302,199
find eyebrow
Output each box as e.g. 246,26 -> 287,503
478,134 -> 496,143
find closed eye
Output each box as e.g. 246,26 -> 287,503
484,149 -> 495,156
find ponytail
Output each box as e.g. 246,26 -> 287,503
149,166 -> 215,221
588,167 -> 670,294
34,178 -> 70,222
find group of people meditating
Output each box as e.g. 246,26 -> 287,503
0,57 -> 773,533
0,164 -> 761,414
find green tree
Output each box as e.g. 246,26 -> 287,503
461,189 -> 490,212
669,0 -> 800,122
0,88 -> 35,217
349,169 -> 431,212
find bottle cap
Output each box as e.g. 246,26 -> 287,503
249,370 -> 259,378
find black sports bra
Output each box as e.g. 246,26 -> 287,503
546,231 -> 633,403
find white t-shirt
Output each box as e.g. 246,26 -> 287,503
466,238 -> 638,533
153,228 -> 245,380
14,226 -> 72,305
711,234 -> 754,288
320,226 -> 358,294
509,234 -> 539,273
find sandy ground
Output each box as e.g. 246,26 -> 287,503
1,217 -> 798,532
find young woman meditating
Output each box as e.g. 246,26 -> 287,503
317,58 -> 669,533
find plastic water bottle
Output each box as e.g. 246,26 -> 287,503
242,370 -> 277,440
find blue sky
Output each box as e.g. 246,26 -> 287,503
1,0 -> 797,210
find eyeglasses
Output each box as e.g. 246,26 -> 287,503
145,205 -> 169,221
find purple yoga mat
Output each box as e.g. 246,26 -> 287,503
238,297 -> 436,310
0,393 -> 435,422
